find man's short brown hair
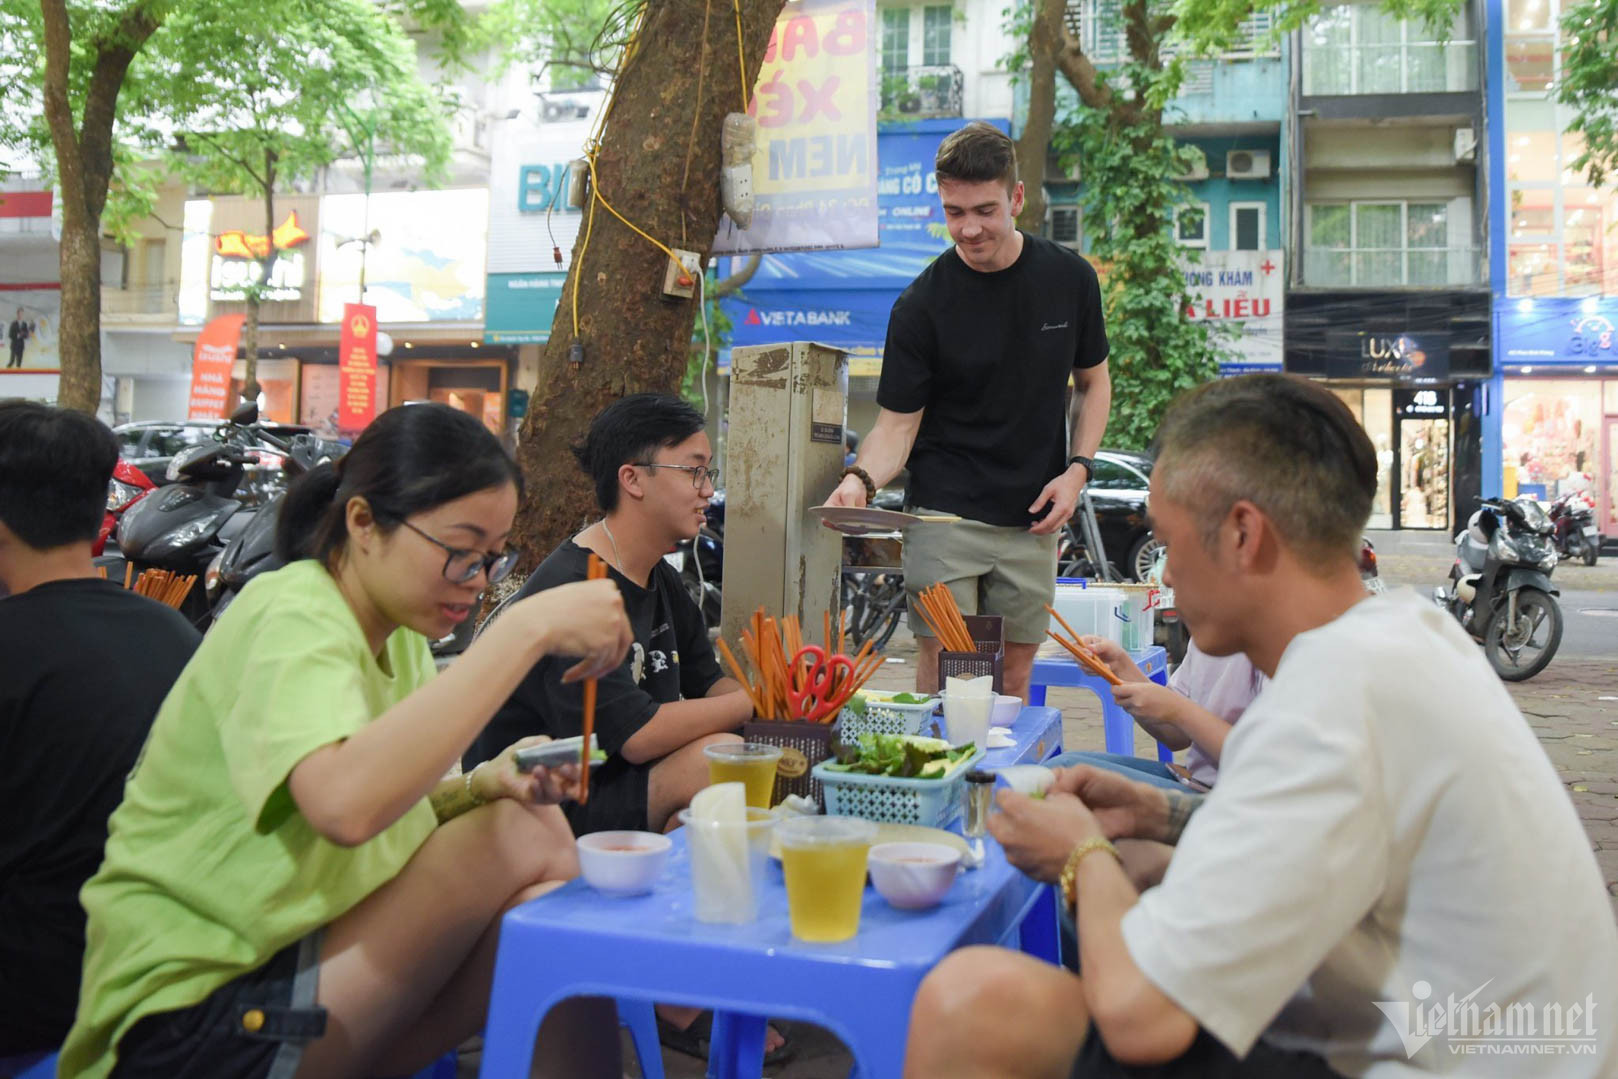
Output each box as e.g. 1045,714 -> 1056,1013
935,121 -> 1018,193
1152,374 -> 1378,566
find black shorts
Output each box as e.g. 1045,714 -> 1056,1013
562,757 -> 651,835
1072,1025 -> 1343,1079
111,931 -> 325,1079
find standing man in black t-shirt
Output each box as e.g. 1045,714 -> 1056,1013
469,393 -> 753,837
825,121 -> 1111,702
0,402 -> 201,1057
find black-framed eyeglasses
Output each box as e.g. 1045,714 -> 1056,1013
634,461 -> 720,490
400,520 -> 520,585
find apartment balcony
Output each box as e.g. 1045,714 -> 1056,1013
1300,246 -> 1483,288
102,285 -> 178,320
880,64 -> 964,119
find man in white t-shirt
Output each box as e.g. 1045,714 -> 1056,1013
902,373 -> 1618,1079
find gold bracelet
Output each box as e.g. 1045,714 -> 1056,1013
1059,837 -> 1120,910
464,764 -> 487,808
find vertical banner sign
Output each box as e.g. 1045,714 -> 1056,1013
338,303 -> 379,432
186,314 -> 245,419
711,0 -> 878,254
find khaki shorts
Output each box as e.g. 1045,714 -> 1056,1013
903,506 -> 1058,644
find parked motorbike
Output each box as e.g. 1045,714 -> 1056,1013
116,403 -> 277,625
1433,497 -> 1562,682
204,426 -> 341,622
97,458 -> 155,557
1548,489 -> 1601,567
664,487 -> 911,650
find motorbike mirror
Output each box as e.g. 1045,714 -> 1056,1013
229,401 -> 260,426
167,442 -> 226,481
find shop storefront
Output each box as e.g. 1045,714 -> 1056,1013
1496,296 -> 1618,537
177,188 -> 504,437
1285,289 -> 1490,531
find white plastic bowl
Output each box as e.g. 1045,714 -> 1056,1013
868,841 -> 961,909
991,693 -> 1023,727
576,830 -> 673,896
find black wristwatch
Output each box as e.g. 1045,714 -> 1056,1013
1067,455 -> 1094,480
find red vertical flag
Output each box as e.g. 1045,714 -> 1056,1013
338,303 -> 378,432
186,314 -> 245,419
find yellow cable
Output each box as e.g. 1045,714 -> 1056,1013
732,0 -> 749,109
571,171 -> 600,337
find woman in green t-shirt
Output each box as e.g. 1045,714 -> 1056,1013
63,403 -> 634,1079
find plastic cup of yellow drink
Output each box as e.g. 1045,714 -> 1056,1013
703,742 -> 783,808
776,815 -> 878,942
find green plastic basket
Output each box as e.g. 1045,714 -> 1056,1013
811,748 -> 985,828
837,696 -> 942,739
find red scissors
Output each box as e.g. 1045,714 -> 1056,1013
788,645 -> 856,722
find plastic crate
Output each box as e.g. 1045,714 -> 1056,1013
742,720 -> 835,807
938,614 -> 1004,694
837,695 -> 943,739
811,747 -> 985,828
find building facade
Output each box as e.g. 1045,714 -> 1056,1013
1488,0 -> 1618,539
1286,0 -> 1489,532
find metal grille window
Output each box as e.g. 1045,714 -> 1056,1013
1050,205 -> 1081,248
922,6 -> 952,66
881,7 -> 910,74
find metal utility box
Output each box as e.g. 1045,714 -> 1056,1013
721,342 -> 848,648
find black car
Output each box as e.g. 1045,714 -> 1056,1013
1063,449 -> 1159,582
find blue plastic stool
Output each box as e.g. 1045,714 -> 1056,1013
618,998 -> 665,1079
0,1050 -> 59,1079
404,1050 -> 457,1079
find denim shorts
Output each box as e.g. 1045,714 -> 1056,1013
111,930 -> 325,1079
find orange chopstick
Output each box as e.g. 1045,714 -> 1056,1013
1046,629 -> 1123,686
579,553 -> 607,799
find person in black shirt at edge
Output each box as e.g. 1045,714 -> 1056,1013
466,393 -> 793,1064
468,393 -> 751,836
824,121 -> 1111,703
0,402 -> 201,1057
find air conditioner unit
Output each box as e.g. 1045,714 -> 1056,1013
1453,126 -> 1478,163
1174,147 -> 1209,182
1226,149 -> 1272,179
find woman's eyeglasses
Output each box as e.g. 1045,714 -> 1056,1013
400,520 -> 520,585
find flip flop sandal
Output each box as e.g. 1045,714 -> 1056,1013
656,1011 -> 795,1066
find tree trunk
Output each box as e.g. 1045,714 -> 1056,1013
1014,0 -> 1065,233
38,0 -> 163,414
508,0 -> 787,569
242,152 -> 280,404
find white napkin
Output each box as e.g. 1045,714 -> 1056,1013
986,727 -> 1016,748
945,674 -> 994,698
690,782 -> 752,916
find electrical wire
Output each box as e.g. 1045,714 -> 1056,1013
732,0 -> 750,109
696,268 -> 712,419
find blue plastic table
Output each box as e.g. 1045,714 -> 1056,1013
478,707 -> 1065,1079
1028,645 -> 1171,761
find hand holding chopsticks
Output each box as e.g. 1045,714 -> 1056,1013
1044,603 -> 1123,686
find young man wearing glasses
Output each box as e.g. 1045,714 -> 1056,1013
468,393 -> 752,837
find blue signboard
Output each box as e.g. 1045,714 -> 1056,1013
721,118 -> 1006,356
1497,297 -> 1618,367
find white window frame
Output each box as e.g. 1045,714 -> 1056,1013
1175,202 -> 1211,248
1229,202 -> 1266,251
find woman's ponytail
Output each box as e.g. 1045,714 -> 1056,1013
274,461 -> 343,562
